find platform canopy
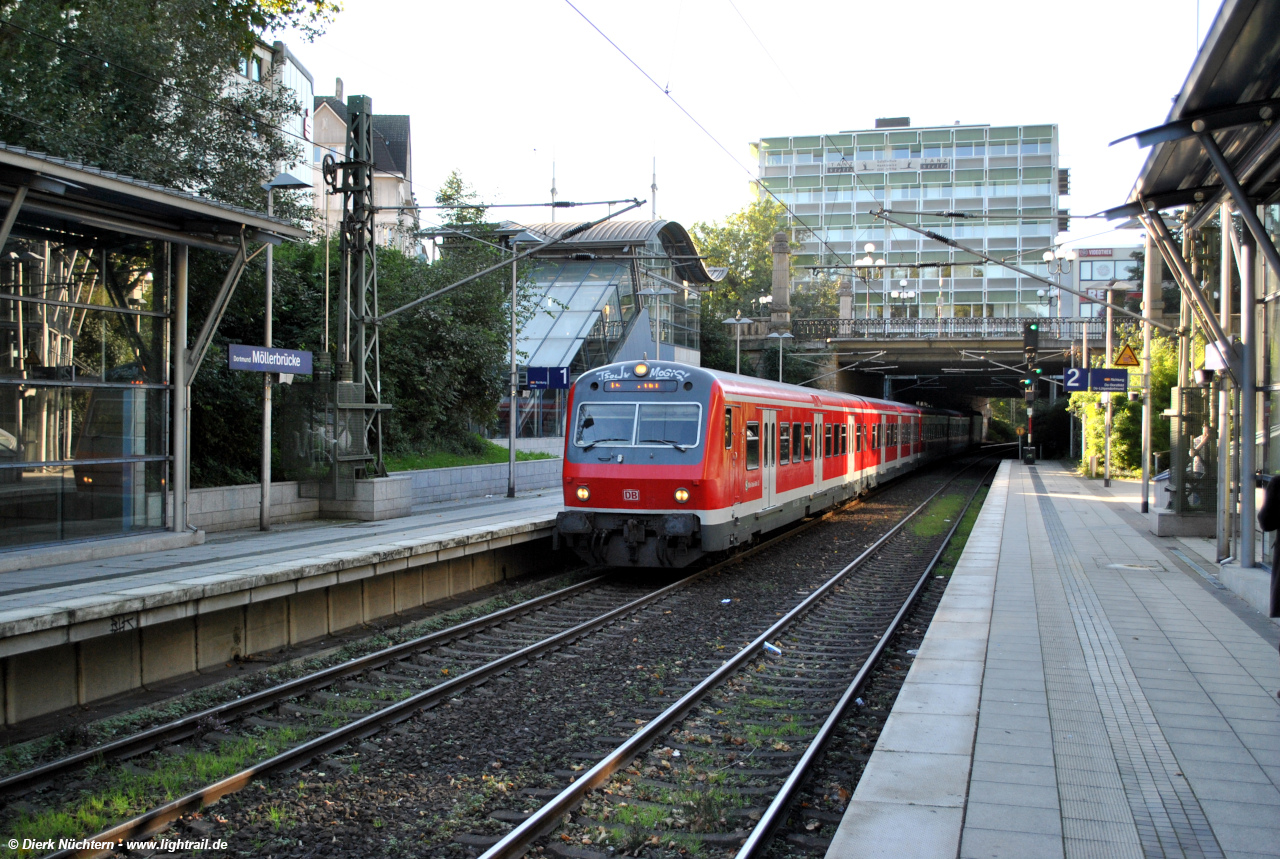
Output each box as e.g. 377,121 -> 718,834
1104,0 -> 1280,226
0,143 -> 308,252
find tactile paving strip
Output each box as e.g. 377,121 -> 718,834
1028,469 -> 1224,859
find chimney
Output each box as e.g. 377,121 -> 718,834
335,77 -> 344,101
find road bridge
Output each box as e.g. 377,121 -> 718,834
737,316 -> 1109,409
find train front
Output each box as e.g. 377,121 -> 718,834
555,360 -> 720,567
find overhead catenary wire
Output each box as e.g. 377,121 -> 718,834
561,0 -> 853,272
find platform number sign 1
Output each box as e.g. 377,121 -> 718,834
526,367 -> 570,390
1064,367 -> 1089,392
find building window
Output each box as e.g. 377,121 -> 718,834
251,57 -> 263,82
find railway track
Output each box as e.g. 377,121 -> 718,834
0,459 -> 992,858
477,460 -> 995,859
3,480 -> 853,858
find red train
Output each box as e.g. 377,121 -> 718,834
554,360 -> 981,567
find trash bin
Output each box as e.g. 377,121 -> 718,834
1022,448 -> 1037,465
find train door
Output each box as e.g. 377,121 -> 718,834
813,413 -> 823,487
761,409 -> 777,508
726,406 -> 743,506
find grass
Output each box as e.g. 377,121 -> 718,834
933,485 -> 989,575
3,725 -> 310,856
909,492 -> 968,539
383,438 -> 556,472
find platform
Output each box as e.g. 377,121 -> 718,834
0,491 -> 563,725
829,460 -> 1280,859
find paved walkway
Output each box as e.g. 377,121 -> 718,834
0,491 -> 562,643
828,460 -> 1280,859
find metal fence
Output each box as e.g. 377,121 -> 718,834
791,316 -> 1107,341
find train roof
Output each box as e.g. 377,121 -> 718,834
576,360 -> 965,417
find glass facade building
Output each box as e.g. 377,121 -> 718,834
489,220 -> 722,440
753,122 -> 1062,319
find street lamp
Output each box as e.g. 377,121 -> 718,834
721,311 -> 754,375
1042,247 -> 1076,318
1036,287 -> 1059,316
259,171 -> 311,532
853,242 -> 886,319
889,280 -> 916,318
638,286 -> 676,360
507,228 -> 543,499
766,331 -> 794,382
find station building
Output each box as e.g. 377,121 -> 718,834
487,219 -> 724,441
753,119 -> 1066,319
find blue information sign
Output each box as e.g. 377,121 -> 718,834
228,344 -> 313,375
1090,368 -> 1129,392
527,366 -> 570,390
1063,367 -> 1089,392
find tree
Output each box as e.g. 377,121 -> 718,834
690,197 -> 791,319
0,0 -> 338,210
691,198 -> 791,373
1066,327 -> 1179,473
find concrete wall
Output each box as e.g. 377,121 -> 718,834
489,437 -> 566,457
178,458 -> 563,531
400,458 -> 563,504
0,535 -> 564,726
185,482 -> 319,533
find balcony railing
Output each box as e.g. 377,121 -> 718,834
791,316 -> 1106,341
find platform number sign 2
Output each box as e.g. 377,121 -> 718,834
526,367 -> 570,390
1064,367 -> 1089,392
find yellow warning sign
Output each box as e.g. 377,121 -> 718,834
1114,344 -> 1140,368
1016,427 -> 1026,436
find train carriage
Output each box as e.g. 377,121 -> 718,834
554,360 -> 976,568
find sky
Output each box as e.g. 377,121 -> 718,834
274,0 -> 1222,250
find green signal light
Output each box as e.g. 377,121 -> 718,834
1029,323 -> 1038,331
1033,367 -> 1043,375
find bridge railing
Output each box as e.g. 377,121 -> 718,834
791,316 -> 1106,341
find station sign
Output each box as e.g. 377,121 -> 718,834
1091,369 -> 1129,392
1064,367 -> 1089,392
1063,367 -> 1129,392
228,345 -> 312,374
526,366 -> 570,390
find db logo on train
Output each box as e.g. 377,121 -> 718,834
623,489 -> 640,501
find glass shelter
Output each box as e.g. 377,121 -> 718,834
0,144 -> 306,551
489,220 -> 724,441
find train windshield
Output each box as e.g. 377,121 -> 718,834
573,403 -> 703,449
636,404 -> 701,448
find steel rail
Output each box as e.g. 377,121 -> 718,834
38,460 -> 929,857
735,462 -> 997,857
478,458 -> 993,859
0,574 -> 608,798
53,571 -> 714,859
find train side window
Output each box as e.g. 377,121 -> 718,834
855,424 -> 863,453
779,423 -> 791,464
840,424 -> 848,455
803,424 -> 813,461
872,424 -> 879,450
724,408 -> 732,449
745,422 -> 760,470
791,422 -> 801,462
824,424 -> 833,457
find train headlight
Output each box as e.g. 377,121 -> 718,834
674,487 -> 689,503
633,362 -> 649,377
575,486 -> 591,501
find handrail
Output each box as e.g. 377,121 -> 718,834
790,316 -> 1107,341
